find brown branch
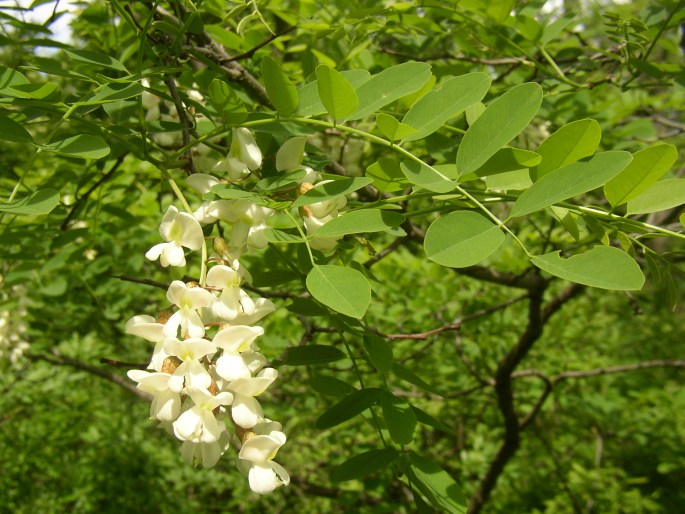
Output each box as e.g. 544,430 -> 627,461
29,350 -> 149,400
378,47 -> 532,66
218,26 -> 296,62
468,283 -> 583,514
163,75 -> 196,174
112,274 -> 169,290
456,265 -> 547,291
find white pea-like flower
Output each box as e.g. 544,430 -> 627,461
164,281 -> 216,339
206,265 -> 256,321
238,421 -> 290,494
145,206 -> 205,267
227,367 -> 278,428
127,370 -> 182,422
173,387 -> 234,444
163,337 -> 217,393
213,325 -> 265,381
125,315 -> 167,371
229,127 -> 262,171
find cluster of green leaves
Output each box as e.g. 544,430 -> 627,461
1,0 -> 684,513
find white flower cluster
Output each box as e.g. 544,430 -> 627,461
127,128 -> 289,494
0,281 -> 30,366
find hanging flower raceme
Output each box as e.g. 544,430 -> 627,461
126,135 -> 288,493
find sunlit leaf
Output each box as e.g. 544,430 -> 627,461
297,69 -> 370,117
41,135 -> 110,159
424,211 -> 505,268
626,179 -> 685,215
376,113 -> 417,141
315,209 -> 404,237
65,49 -> 128,72
306,265 -> 371,318
401,161 -> 456,193
531,245 -> 645,290
532,119 -> 601,181
292,177 -> 373,207
315,65 -> 358,120
510,151 -> 632,218
366,158 -> 410,192
0,189 -> 59,215
456,82 -> 542,176
262,56 -> 298,116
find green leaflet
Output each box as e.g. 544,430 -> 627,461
456,82 -> 542,176
291,177 -> 373,207
401,161 -> 456,193
315,387 -> 381,429
0,113 -> 32,143
604,144 -> 678,207
408,453 -> 467,514
402,72 -> 491,142
364,334 -> 394,373
380,391 -> 417,445
510,151 -> 632,218
41,135 -> 110,159
458,147 -> 541,182
347,61 -> 432,120
207,79 -> 247,123
261,56 -> 298,116
331,448 -> 399,482
281,345 -> 347,366
0,189 -> 59,216
532,119 -> 601,181
376,113 -> 417,141
309,375 -> 356,397
315,65 -> 358,121
306,264 -> 371,318
531,245 -> 645,290
65,49 -> 128,72
626,179 -> 685,215
315,209 -> 404,238
297,69 -> 370,117
424,211 -> 505,268
366,158 -> 410,193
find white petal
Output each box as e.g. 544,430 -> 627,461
158,205 -> 180,240
145,243 -> 166,262
216,354 -> 251,381
213,325 -> 263,353
206,265 -> 241,289
176,211 -> 205,250
248,464 -> 284,494
173,408 -> 203,441
231,394 -> 263,428
239,433 -> 285,463
233,127 -> 262,170
150,390 -> 182,421
162,243 -> 186,267
166,281 -> 187,306
125,316 -> 165,342
186,173 -> 220,194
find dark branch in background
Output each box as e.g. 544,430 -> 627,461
61,155 -> 125,230
456,265 -> 547,291
29,350 -> 149,400
112,274 -> 168,290
218,26 -> 296,62
163,75 -> 196,174
378,46 -> 532,66
468,283 -> 584,514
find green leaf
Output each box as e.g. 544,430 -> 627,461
366,158 -> 410,193
7,82 -> 60,100
315,65 -> 358,121
85,82 -> 144,104
0,66 -> 29,89
348,61 -> 432,120
306,264 -> 371,318
297,69 -> 370,117
41,135 -> 110,159
402,73 -> 491,142
458,148 -> 541,182
531,245 -> 645,290
456,82 -> 542,176
0,114 -> 32,143
604,144 -> 678,207
65,49 -> 128,72
401,161 -> 457,193
532,119 -> 601,180
392,362 -> 442,396
376,113 -> 417,141
281,345 -> 347,366
364,334 -> 394,373
315,387 -> 381,429
0,189 -> 59,215
207,79 -> 247,123
292,177 -> 373,207
315,209 -> 404,237
510,151 -> 632,218
262,56 -> 298,116
310,375 -> 356,397
408,453 -> 467,514
331,448 -> 399,482
210,184 -> 266,204
263,228 -> 304,244
424,211 -> 506,268
626,179 -> 685,215
381,391 -> 417,445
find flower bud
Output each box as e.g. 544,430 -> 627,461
161,356 -> 182,374
157,307 -> 174,324
214,237 -> 230,258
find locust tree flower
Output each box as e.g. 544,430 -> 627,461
173,387 -> 234,443
213,325 -> 265,381
163,337 -> 217,393
303,215 -> 341,253
127,370 -> 182,422
276,136 -> 320,183
238,421 -> 290,494
229,127 -> 262,171
227,368 -> 278,428
125,315 -> 167,371
206,265 -> 256,321
181,430 -> 231,468
164,281 -> 216,338
145,206 -> 205,267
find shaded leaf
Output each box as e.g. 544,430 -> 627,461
331,448 -> 399,482
316,387 -> 381,429
392,362 -> 442,396
408,453 -> 467,514
41,135 -> 110,159
262,56 -> 298,116
0,114 -> 32,143
0,189 -> 59,215
310,375 -> 356,397
281,345 -> 347,366
364,334 -> 393,373
381,391 -> 417,445
366,158 -> 410,193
